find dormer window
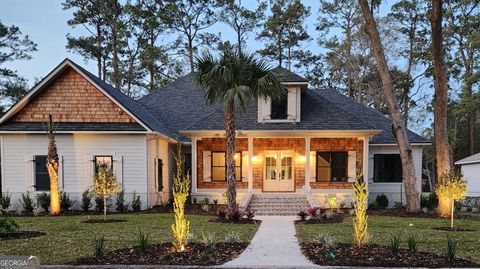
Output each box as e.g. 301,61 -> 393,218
271,97 -> 288,119
258,86 -> 302,123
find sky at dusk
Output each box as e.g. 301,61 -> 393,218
1,0 -> 428,131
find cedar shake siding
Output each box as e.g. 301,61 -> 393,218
11,67 -> 136,123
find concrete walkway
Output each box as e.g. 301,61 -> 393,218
222,216 -> 319,268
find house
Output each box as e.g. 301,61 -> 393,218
0,59 -> 429,212
455,153 -> 480,196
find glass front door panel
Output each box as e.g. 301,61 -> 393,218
280,156 -> 292,181
264,151 -> 294,192
265,156 -> 277,180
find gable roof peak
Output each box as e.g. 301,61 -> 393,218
271,66 -> 309,83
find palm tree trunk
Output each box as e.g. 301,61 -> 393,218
224,101 -> 237,216
359,0 -> 420,212
47,115 -> 61,215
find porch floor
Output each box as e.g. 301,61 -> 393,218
222,216 -> 318,268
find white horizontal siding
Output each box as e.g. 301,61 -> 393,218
461,163 -> 480,196
1,133 -> 148,209
367,145 -> 423,205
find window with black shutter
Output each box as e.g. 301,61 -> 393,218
373,154 -> 403,182
35,155 -> 49,191
157,159 -> 163,191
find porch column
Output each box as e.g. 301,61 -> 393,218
362,136 -> 369,189
191,137 -> 197,195
248,137 -> 254,192
304,137 -> 311,191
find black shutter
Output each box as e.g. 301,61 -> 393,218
35,156 -> 49,191
157,159 -> 163,192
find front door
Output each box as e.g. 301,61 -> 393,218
263,151 -> 294,192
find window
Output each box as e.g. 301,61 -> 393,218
157,159 -> 163,191
95,155 -> 113,174
34,155 -> 49,191
211,152 -> 241,182
270,97 -> 288,119
373,154 -> 402,182
316,152 -> 347,182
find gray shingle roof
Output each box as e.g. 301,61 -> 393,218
139,73 -> 428,144
455,152 -> 480,165
319,88 -> 429,144
184,88 -> 376,131
0,122 -> 145,132
271,66 -> 309,82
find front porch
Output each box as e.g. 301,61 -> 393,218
189,133 -> 373,209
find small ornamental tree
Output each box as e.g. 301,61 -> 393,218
92,165 -> 121,221
435,172 -> 467,229
353,173 -> 369,247
171,144 -> 190,252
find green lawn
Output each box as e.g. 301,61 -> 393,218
0,213 -> 258,265
296,215 -> 480,263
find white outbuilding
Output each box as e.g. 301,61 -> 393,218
455,152 -> 480,196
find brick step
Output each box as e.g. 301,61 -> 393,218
246,194 -> 310,216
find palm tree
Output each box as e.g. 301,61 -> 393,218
195,49 -> 286,217
46,115 -> 61,215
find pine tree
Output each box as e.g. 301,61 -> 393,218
257,0 -> 311,70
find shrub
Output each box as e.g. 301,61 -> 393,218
203,197 -> 209,205
137,229 -> 150,253
93,236 -> 106,260
297,210 -> 308,221
307,207 -> 319,219
94,196 -> 104,212
224,231 -> 242,243
0,218 -> 19,236
436,172 -> 467,229
375,194 -> 389,209
131,192 -> 142,212
353,174 -> 369,246
217,207 -> 227,220
81,190 -> 92,212
328,195 -> 337,209
115,190 -> 129,212
36,192 -> 50,212
201,204 -> 210,213
445,235 -> 457,264
0,193 -> 11,212
313,232 -> 336,249
192,197 -> 197,205
428,192 -> 439,210
390,233 -> 401,256
407,234 -> 417,252
368,202 -> 380,210
324,211 -> 337,220
213,199 -> 218,205
393,202 -> 406,210
228,208 -> 242,222
60,192 -> 74,211
245,209 -> 255,220
20,192 -> 34,213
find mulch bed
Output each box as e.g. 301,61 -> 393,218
73,242 -> 248,265
296,212 -> 346,224
301,242 -> 478,268
368,209 -> 480,219
0,231 -> 47,240
433,227 -> 476,232
81,219 -> 127,224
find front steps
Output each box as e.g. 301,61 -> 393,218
246,193 -> 310,216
